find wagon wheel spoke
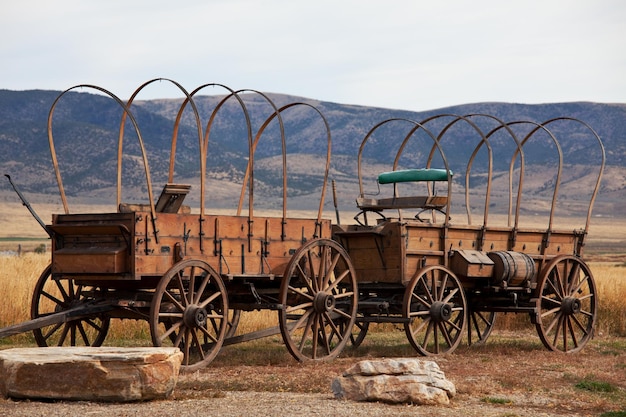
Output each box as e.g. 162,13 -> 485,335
181,329 -> 191,367
163,289 -> 186,312
410,315 -> 431,337
71,325 -> 80,346
467,310 -> 497,345
286,285 -> 315,303
321,251 -> 341,290
224,309 -> 242,339
316,246 -> 327,291
437,273 -> 448,300
418,275 -> 435,306
150,260 -> 228,372
569,273 -> 589,299
187,266 -> 197,306
279,239 -> 358,362
351,320 -> 368,346
422,320 -> 435,350
76,320 -> 98,346
438,322 -> 453,352
551,314 -> 565,348
545,278 -> 564,303
40,290 -> 65,307
56,324 -> 71,346
327,304 -> 353,321
573,307 -> 594,323
326,268 -> 350,293
409,309 -> 432,319
323,311 -> 344,345
83,317 -> 106,334
174,272 -> 188,307
404,265 -> 467,356
159,320 -> 183,344
189,329 -> 206,361
198,290 -> 223,310
445,310 -> 464,331
338,314 -> 369,348
173,327 -> 185,349
202,324 -> 220,345
566,317 -> 579,349
54,279 -> 71,303
298,311 -> 315,352
566,262 -> 581,294
31,265 -> 110,347
442,287 -> 459,304
310,315 -> 321,359
42,322 -> 64,342
543,305 -> 562,332
554,262 -> 567,297
286,301 -> 314,315
535,256 -> 597,353
319,315 -> 334,356
540,296 -> 562,310
291,262 -> 314,296
308,248 -> 319,292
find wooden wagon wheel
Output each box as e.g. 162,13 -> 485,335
150,259 -> 228,371
278,238 -> 358,361
31,264 -> 110,347
403,265 -> 467,355
534,255 -> 597,353
467,310 -> 497,345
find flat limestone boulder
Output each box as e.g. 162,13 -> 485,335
0,347 -> 183,402
331,358 -> 456,405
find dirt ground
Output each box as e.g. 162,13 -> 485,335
1,331 -> 624,417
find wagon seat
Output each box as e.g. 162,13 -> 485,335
355,168 -> 452,223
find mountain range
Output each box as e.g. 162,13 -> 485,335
0,88 -> 624,218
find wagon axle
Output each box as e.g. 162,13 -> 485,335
561,297 -> 582,316
314,291 -> 336,314
430,301 -> 453,322
183,305 -> 209,328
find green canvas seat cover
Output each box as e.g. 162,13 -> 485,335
377,168 -> 452,184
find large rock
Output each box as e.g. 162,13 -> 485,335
0,347 -> 183,402
331,358 -> 456,405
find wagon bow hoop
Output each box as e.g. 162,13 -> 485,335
47,84 -> 149,216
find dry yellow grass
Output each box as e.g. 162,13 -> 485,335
593,262 -> 626,337
0,254 -> 49,339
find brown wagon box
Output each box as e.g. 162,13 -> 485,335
450,250 -> 494,278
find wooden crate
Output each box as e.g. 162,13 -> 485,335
53,247 -> 127,275
449,250 -> 494,278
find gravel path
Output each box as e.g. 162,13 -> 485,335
0,390 -> 587,417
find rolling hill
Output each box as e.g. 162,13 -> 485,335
0,88 -> 624,218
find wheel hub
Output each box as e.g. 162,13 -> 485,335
313,291 -> 336,313
430,301 -> 452,322
184,304 -> 208,328
561,297 -> 581,315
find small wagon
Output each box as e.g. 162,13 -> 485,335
333,114 -> 605,355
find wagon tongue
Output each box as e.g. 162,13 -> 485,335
4,174 -> 53,238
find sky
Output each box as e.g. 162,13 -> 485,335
1,0 -> 625,112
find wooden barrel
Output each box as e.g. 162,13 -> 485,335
487,251 -> 536,287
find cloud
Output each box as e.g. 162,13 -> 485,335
1,0 -> 625,111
